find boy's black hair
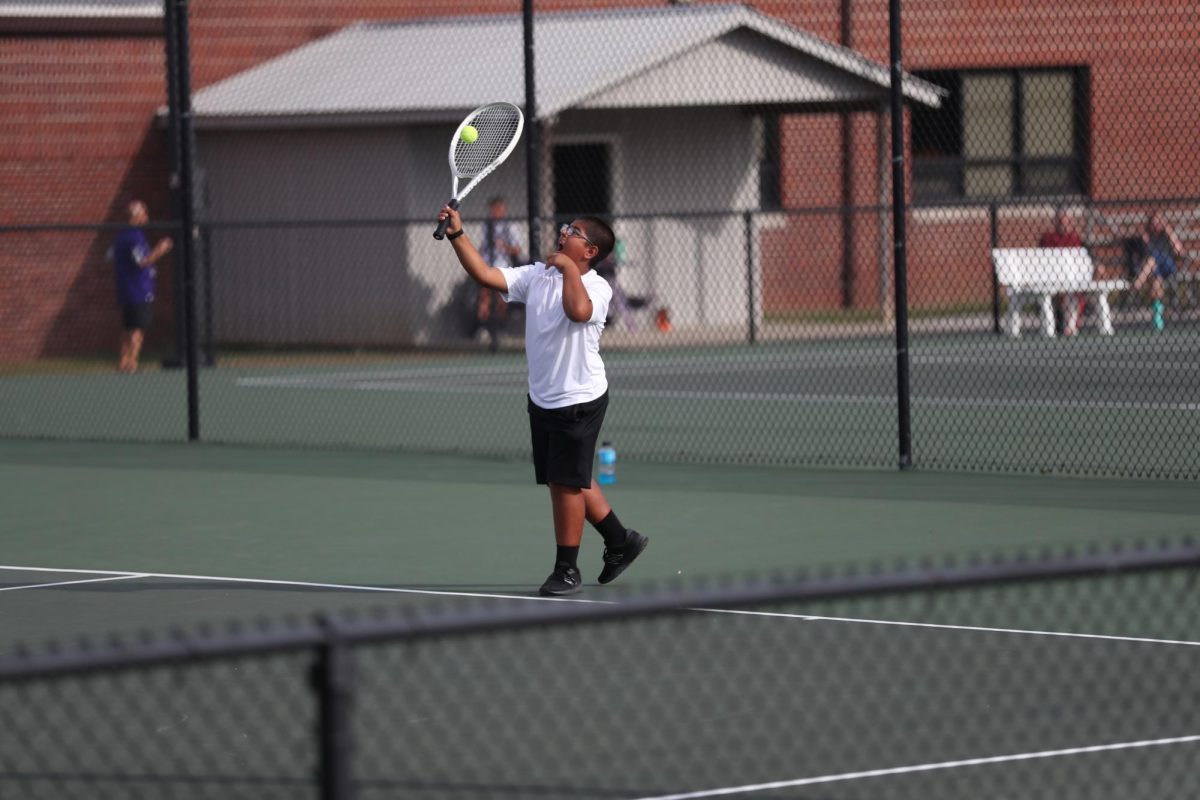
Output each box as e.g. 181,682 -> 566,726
577,216 -> 615,267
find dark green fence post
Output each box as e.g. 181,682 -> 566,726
889,0 -> 912,470
990,202 -> 1001,334
314,618 -> 354,800
745,211 -> 757,345
168,0 -> 200,439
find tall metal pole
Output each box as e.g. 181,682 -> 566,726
839,0 -> 855,309
523,0 -> 541,257
744,211 -> 756,344
172,0 -> 200,440
990,202 -> 1001,334
889,0 -> 912,470
161,0 -> 186,370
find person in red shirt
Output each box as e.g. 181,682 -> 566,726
1039,208 -> 1085,335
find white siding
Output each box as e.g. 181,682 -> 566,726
556,108 -> 760,328
199,107 -> 762,344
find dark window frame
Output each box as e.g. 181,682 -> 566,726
759,112 -> 782,211
912,66 -> 1089,202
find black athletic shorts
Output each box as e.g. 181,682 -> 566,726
527,391 -> 609,488
121,303 -> 153,332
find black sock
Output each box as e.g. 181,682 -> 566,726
555,545 -> 579,569
592,511 -> 628,547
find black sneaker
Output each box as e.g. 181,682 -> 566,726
538,563 -> 583,596
598,530 -> 649,585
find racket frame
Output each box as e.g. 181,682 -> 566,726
433,102 -> 525,240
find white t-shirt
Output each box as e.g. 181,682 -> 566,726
499,262 -> 612,409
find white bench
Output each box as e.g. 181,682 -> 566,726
992,247 -> 1129,337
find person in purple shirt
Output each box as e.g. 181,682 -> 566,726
107,200 -> 172,372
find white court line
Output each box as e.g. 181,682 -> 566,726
699,608 -> 1200,648
235,357 -> 1198,391
913,354 -> 1200,370
629,734 -> 1200,800
3,566 -> 1196,797
0,574 -> 147,592
233,353 -> 891,383
0,566 -> 595,604
230,343 -> 1199,388
621,391 -> 1200,412
2,566 -> 1199,648
5,566 -> 1197,797
230,351 -> 897,385
232,376 -> 1200,412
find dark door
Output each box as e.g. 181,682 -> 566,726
553,143 -> 611,223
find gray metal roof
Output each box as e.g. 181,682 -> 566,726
0,0 -> 159,13
191,4 -> 944,128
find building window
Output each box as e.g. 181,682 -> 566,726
912,68 -> 1088,202
758,113 -> 782,211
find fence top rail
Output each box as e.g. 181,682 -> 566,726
0,539 -> 1195,684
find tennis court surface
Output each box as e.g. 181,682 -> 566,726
4,328 -> 1198,478
1,440 -> 1199,798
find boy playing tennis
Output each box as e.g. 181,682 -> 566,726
438,205 -> 648,596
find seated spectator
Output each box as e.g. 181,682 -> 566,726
475,196 -> 523,351
1131,212 -> 1184,331
592,239 -> 651,329
1039,208 -> 1085,336
592,241 -> 624,326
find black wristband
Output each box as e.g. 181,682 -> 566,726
446,228 -> 464,241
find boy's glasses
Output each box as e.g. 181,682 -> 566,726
559,223 -> 594,247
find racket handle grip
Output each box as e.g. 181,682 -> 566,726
433,198 -> 460,240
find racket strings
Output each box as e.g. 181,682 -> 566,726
452,105 -> 522,177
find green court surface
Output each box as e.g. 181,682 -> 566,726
3,329 -> 1198,477
2,439 -> 1200,798
1,437 -> 1198,649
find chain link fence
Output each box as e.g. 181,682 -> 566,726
3,1 -> 1198,478
2,539 -> 1199,799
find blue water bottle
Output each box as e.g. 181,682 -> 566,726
597,441 -> 617,486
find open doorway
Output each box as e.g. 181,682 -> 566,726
551,140 -> 654,329
552,142 -> 611,223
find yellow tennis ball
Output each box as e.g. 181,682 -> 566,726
460,125 -> 479,144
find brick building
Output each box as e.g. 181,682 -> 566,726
2,0 -> 1196,361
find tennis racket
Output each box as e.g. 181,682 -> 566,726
432,102 -> 525,240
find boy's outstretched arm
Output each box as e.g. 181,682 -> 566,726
439,205 -> 509,292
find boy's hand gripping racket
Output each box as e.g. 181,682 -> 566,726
433,102 -> 525,240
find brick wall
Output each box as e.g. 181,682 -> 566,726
758,0 -> 1200,315
1,32 -> 172,360
0,1 -> 522,362
4,1 -> 1197,359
